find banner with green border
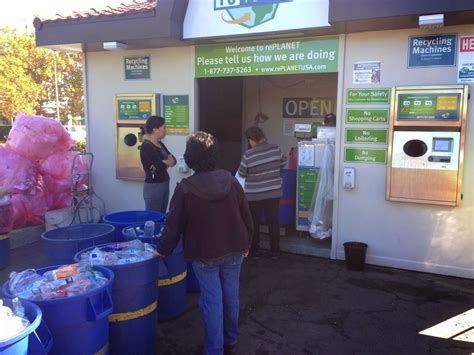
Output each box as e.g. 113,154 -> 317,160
345,129 -> 388,144
345,108 -> 389,124
347,88 -> 391,104
195,37 -> 338,78
163,95 -> 189,134
344,148 -> 387,164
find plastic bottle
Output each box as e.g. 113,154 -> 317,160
144,220 -> 155,238
11,298 -> 25,318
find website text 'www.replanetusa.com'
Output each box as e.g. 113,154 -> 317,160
201,64 -> 328,76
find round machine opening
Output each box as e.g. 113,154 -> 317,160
124,133 -> 138,147
403,139 -> 427,157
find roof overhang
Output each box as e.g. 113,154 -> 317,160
329,0 -> 474,33
35,0 -> 188,52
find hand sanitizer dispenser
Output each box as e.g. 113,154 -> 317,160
343,167 -> 355,190
178,156 -> 189,174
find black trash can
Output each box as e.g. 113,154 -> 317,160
343,242 -> 368,271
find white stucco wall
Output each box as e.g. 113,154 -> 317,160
85,46 -> 195,214
84,26 -> 473,278
336,26 -> 474,278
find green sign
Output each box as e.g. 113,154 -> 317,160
344,148 -> 386,164
195,37 -> 338,78
346,109 -> 389,124
163,95 -> 189,134
345,129 -> 388,144
297,168 -> 319,226
117,99 -> 152,120
347,88 -> 391,104
124,56 -> 150,80
397,93 -> 460,121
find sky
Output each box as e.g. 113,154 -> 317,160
0,0 -> 127,32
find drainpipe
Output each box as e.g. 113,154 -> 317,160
82,49 -> 91,153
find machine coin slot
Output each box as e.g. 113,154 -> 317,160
428,156 -> 451,163
124,133 -> 138,147
403,139 -> 427,157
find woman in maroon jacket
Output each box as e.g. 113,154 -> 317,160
156,131 -> 253,355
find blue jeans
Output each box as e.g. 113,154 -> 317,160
143,181 -> 169,213
192,254 -> 244,355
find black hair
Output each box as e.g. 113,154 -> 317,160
245,126 -> 266,143
184,131 -> 219,172
144,116 -> 165,134
324,113 -> 336,126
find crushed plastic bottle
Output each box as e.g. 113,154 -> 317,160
76,239 -> 157,266
144,220 -> 155,238
8,264 -> 108,300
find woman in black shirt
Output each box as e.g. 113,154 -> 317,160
140,116 -> 176,212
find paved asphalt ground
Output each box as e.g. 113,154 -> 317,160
1,242 -> 473,355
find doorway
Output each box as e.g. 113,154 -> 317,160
198,77 -> 243,174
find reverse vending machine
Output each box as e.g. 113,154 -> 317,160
115,94 -> 160,180
387,85 -> 468,206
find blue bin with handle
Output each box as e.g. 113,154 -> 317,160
103,211 -> 165,242
0,234 -> 10,270
157,238 -> 187,321
0,298 -> 53,355
2,265 -> 114,355
41,224 -> 115,266
74,243 -> 159,355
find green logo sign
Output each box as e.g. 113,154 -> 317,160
163,95 -> 189,134
344,148 -> 386,164
215,0 -> 291,29
196,37 -> 338,78
347,88 -> 391,104
345,129 -> 388,144
397,93 -> 460,121
346,109 -> 389,124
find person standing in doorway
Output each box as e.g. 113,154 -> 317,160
140,116 -> 176,213
238,126 -> 286,259
156,131 -> 253,355
324,113 -> 336,127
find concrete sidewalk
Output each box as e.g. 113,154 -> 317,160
1,243 -> 473,354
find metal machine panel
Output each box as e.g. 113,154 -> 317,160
116,126 -> 145,181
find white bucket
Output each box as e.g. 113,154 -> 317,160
45,206 -> 100,231
45,208 -> 74,231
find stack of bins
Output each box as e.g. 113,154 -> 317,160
2,265 -> 114,355
0,299 -> 53,355
75,243 -> 160,355
102,211 -> 165,242
122,223 -> 187,321
41,223 -> 115,265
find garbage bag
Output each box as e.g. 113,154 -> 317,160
10,189 -> 48,228
6,114 -> 75,161
0,146 -> 38,193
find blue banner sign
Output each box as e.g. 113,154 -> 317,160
408,34 -> 457,68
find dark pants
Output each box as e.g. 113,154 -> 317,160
249,198 -> 280,254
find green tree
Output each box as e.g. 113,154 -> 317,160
0,28 -> 83,123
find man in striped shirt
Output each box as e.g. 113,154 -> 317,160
238,126 -> 287,259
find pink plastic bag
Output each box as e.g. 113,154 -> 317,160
10,189 -> 47,228
6,114 -> 75,161
42,175 -> 72,210
0,147 -> 38,193
39,152 -> 88,210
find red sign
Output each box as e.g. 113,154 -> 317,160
460,36 -> 474,52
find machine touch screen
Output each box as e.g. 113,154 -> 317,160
432,138 -> 453,152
